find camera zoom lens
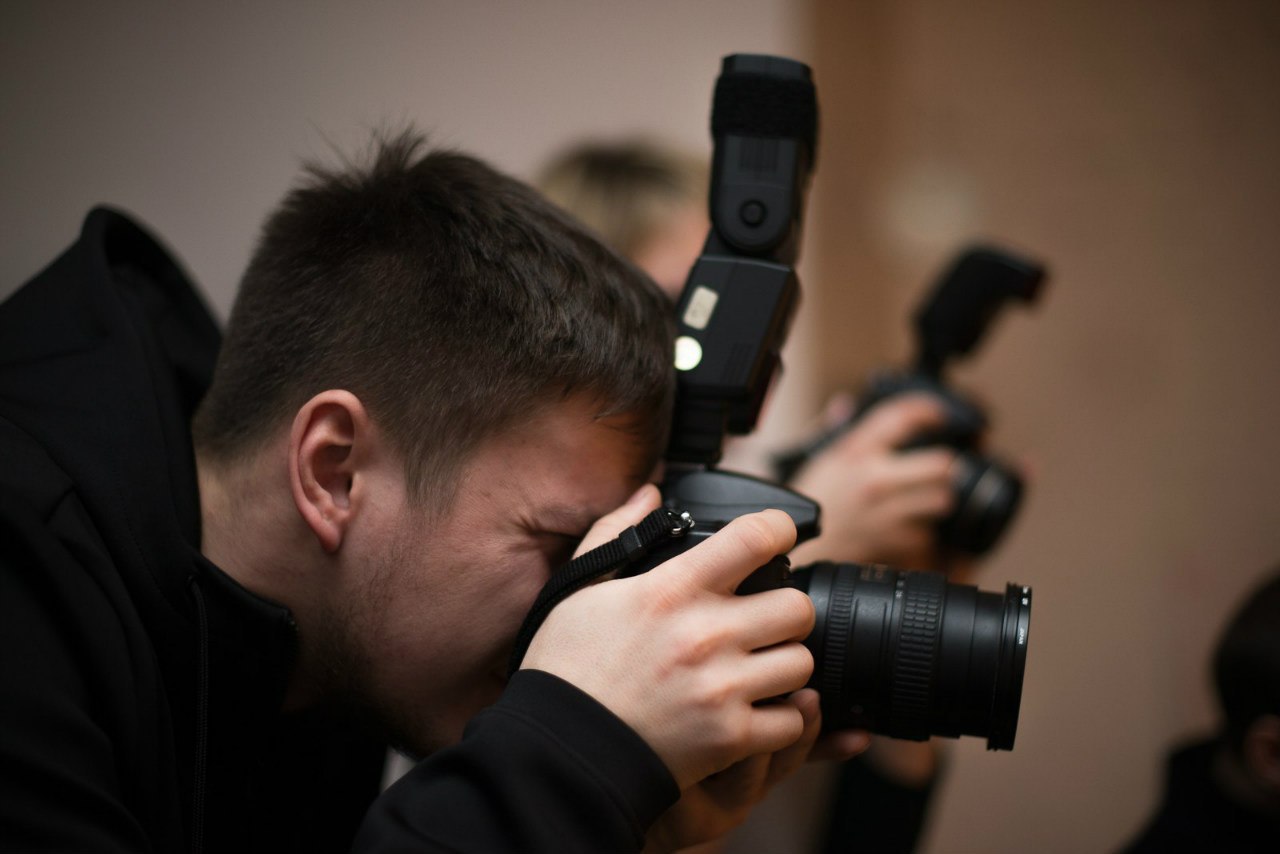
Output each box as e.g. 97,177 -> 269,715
792,563 -> 1031,750
941,452 -> 1025,555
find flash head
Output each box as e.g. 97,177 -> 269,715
666,54 -> 818,466
914,246 -> 1046,377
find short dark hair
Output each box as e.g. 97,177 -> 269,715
1213,567 -> 1280,752
192,130 -> 673,504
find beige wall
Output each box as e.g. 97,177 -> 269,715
0,1 -> 802,316
802,1 -> 1280,852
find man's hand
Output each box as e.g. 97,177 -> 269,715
644,688 -> 869,853
788,395 -> 957,570
534,485 -> 870,852
521,488 -> 816,790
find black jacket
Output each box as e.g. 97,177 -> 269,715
0,208 -> 678,853
1118,737 -> 1279,854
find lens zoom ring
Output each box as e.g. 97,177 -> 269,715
889,573 -> 944,738
820,569 -> 856,709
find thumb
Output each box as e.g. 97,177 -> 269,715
573,483 -> 663,557
656,509 -> 797,594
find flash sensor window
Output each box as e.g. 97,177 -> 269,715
674,336 -> 703,371
682,285 -> 719,331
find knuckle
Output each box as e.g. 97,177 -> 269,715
797,642 -> 815,676
863,472 -> 892,503
669,619 -> 727,668
861,461 -> 898,500
733,513 -> 785,556
788,594 -> 819,640
643,575 -> 689,617
773,643 -> 815,692
777,588 -> 815,634
778,641 -> 815,688
707,707 -> 752,755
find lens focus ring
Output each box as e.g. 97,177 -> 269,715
819,566 -> 856,710
888,572 -> 945,739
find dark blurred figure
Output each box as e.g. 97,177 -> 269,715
1120,568 -> 1280,853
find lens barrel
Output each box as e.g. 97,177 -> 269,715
793,563 -> 1031,750
940,452 -> 1025,555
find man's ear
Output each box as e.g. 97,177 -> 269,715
1242,713 -> 1280,794
289,390 -> 372,554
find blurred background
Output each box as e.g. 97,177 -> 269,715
3,2 -> 1278,852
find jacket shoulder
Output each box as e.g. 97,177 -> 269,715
0,415 -> 74,521
0,414 -> 184,850
0,206 -> 220,371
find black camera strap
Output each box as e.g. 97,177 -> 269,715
506,507 -> 694,676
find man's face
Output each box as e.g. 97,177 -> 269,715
329,395 -> 653,756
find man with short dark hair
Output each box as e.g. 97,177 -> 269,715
0,132 -> 860,853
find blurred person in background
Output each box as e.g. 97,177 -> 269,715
1119,567 -> 1280,853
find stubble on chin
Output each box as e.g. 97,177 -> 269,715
305,541 -> 447,759
306,518 -> 514,760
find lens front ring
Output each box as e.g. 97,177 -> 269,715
986,583 -> 1032,750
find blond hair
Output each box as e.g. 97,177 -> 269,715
537,138 -> 708,259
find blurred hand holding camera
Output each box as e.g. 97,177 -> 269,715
788,393 -> 961,571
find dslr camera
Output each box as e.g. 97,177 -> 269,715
518,55 -> 1034,750
654,54 -> 1035,749
776,245 -> 1047,557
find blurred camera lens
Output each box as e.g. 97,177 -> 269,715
791,563 -> 1031,750
939,452 -> 1025,555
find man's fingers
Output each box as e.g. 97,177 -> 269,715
887,447 -> 957,489
655,509 -> 797,594
806,678 -> 871,765
698,754 -> 771,814
809,728 -> 872,762
745,702 -> 807,758
729,588 -> 816,650
573,483 -> 662,557
763,689 -> 824,787
840,394 -> 950,456
737,641 -> 813,702
885,482 -> 955,522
